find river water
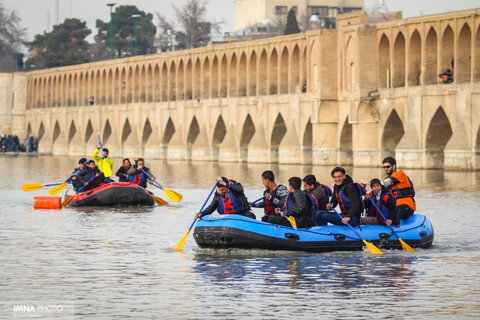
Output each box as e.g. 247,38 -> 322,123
1,155 -> 480,319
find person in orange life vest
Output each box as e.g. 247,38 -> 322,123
250,170 -> 288,222
127,158 -> 155,188
381,157 -> 415,220
194,177 -> 256,220
319,167 -> 363,227
265,177 -> 314,229
362,178 -> 398,226
77,160 -> 104,191
116,158 -> 131,182
303,174 -> 332,226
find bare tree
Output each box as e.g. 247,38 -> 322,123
0,4 -> 26,71
157,0 -> 221,51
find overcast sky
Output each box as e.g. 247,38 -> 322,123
2,0 -> 479,42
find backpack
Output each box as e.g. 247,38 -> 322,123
319,183 -> 333,198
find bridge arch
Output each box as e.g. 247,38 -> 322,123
185,58 -> 193,99
186,116 -> 200,159
408,29 -> 421,86
339,117 -> 352,165
476,25 -> 480,81
240,114 -> 255,162
103,120 -> 112,145
270,113 -> 287,163
393,32 -> 406,87
302,117 -> 312,164
259,50 -> 267,95
248,51 -> 257,96
239,52 -> 247,97
441,25 -> 454,73
211,56 -> 219,98
67,120 -> 76,145
52,120 -> 61,145
202,56 -> 210,99
212,115 -> 227,160
425,106 -> 453,168
163,117 -> 175,146
269,48 -> 278,94
85,120 -> 94,144
220,54 -> 228,97
381,109 -> 405,158
280,46 -> 288,94
457,23 -> 472,83
229,53 -> 237,97
142,118 -> 153,146
291,45 -> 300,93
424,27 -> 438,84
378,33 -> 390,87
38,122 -> 45,143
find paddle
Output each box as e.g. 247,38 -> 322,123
331,208 -> 383,254
141,168 -> 182,202
368,197 -> 414,252
22,182 -> 63,192
48,182 -> 69,196
276,210 -> 297,230
97,132 -> 112,178
174,183 -> 218,251
154,195 -> 168,206
249,196 -> 265,206
62,175 -> 97,207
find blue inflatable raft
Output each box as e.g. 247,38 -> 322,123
193,214 -> 434,252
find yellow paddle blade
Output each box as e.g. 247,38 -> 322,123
22,183 -> 45,192
48,182 -> 68,196
399,238 -> 415,252
154,196 -> 168,206
174,230 -> 190,251
287,216 -> 297,230
363,240 -> 383,254
62,194 -> 76,207
163,188 -> 183,202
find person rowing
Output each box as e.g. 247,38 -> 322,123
127,158 -> 155,188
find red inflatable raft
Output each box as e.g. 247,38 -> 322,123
64,182 -> 155,207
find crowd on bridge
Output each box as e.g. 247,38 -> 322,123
1,135 -> 38,153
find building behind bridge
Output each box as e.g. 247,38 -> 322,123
0,8 -> 480,169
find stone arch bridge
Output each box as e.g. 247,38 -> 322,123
2,9 -> 480,169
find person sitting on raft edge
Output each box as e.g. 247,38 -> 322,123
194,177 -> 256,220
92,143 -> 113,179
265,176 -> 314,229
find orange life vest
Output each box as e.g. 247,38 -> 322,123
389,171 -> 416,211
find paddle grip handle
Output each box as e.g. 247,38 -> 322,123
97,133 -> 105,160
331,208 -> 365,241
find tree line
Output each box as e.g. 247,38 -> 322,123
0,0 -> 221,72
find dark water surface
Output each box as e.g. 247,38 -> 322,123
1,155 -> 480,319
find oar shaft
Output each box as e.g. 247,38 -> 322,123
368,197 -> 399,235
250,196 -> 265,205
141,168 -> 160,187
331,208 -> 364,240
190,183 -> 218,229
45,183 -> 63,187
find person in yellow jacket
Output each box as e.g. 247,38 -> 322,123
382,157 -> 415,221
92,144 -> 113,178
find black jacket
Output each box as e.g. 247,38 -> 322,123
330,175 -> 363,219
116,166 -> 130,181
200,181 -> 250,217
285,189 -> 314,228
